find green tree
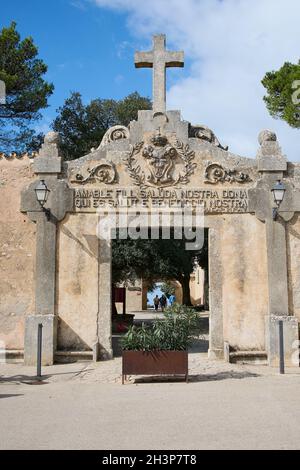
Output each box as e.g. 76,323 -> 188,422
262,61 -> 300,128
52,91 -> 151,160
112,236 -> 207,306
0,22 -> 54,151
160,282 -> 175,299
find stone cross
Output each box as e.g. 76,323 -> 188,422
135,34 -> 184,114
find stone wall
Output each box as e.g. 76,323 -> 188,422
56,213 -> 99,350
220,213 -> 268,351
115,279 -> 143,313
0,157 -> 35,349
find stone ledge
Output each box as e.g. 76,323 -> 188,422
230,350 -> 267,357
229,350 -> 267,365
55,350 -> 93,363
1,349 -> 24,363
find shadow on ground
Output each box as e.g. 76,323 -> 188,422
0,394 -> 24,399
188,371 -> 260,382
0,368 -> 90,385
0,375 -> 50,384
130,370 -> 260,384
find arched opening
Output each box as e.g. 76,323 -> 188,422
111,228 -> 210,357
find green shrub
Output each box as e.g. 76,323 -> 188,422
121,306 -> 199,351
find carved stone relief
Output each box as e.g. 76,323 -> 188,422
97,125 -> 130,149
71,161 -> 117,184
190,124 -> 228,151
204,163 -> 252,184
124,132 -> 196,188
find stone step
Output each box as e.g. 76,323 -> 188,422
55,350 -> 93,363
1,349 -> 24,363
229,350 -> 267,364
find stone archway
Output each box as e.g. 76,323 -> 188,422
95,219 -> 224,361
17,34 -> 300,368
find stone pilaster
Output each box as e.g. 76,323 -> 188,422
265,218 -> 289,316
208,227 -> 224,359
250,130 -> 299,366
94,237 -> 113,360
20,132 -> 73,365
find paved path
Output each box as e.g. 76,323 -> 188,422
1,354 -> 300,449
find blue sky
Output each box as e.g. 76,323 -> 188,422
1,0 -> 300,160
147,283 -> 164,307
1,0 -> 148,126
1,0 -> 191,132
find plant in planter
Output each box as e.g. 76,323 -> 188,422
121,306 -> 198,383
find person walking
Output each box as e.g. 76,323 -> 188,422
169,294 -> 176,306
154,295 -> 160,311
160,294 -> 167,312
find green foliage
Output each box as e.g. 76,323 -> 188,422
52,91 -> 151,159
161,282 -> 175,298
112,237 -> 199,284
121,306 -> 199,351
262,61 -> 300,128
112,232 -> 208,305
0,22 -> 54,151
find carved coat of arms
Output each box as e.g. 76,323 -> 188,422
124,133 -> 196,188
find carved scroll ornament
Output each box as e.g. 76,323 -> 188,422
97,125 -> 130,149
72,161 -> 117,184
204,163 -> 252,184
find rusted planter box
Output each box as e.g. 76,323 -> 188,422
122,350 -> 188,384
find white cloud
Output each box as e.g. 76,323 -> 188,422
70,0 -> 88,11
93,0 -> 300,160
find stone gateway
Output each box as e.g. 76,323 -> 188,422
0,35 -> 299,368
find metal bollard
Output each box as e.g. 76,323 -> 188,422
279,320 -> 285,374
37,323 -> 43,378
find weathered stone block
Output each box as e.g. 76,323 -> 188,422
33,155 -> 62,174
208,348 -> 224,360
266,315 -> 299,367
258,156 -> 287,172
24,314 -> 57,366
256,130 -> 287,172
